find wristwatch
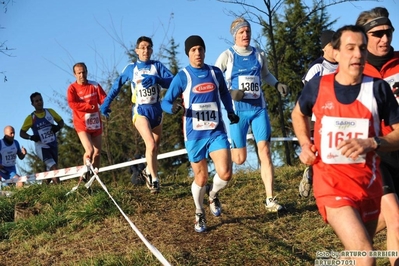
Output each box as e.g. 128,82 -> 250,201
373,136 -> 381,150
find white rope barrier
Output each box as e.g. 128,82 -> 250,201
84,160 -> 171,266
0,135 -> 299,262
1,135 -> 298,185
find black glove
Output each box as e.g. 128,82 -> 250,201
30,135 -> 41,142
393,82 -> 399,96
230,90 -> 244,101
227,112 -> 240,124
276,82 -> 289,97
172,98 -> 183,114
51,125 -> 61,134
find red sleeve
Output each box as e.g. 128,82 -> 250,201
67,83 -> 92,112
97,84 -> 107,105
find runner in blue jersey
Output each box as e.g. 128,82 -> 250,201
100,36 -> 174,194
161,35 -> 239,233
20,92 -> 64,185
215,17 -> 288,212
0,126 -> 27,188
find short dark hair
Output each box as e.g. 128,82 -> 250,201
73,62 -> 87,74
30,92 -> 42,104
136,36 -> 153,48
331,25 -> 367,50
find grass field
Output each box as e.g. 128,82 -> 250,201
0,165 -> 392,265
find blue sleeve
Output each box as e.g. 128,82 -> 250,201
213,66 -> 234,113
103,64 -> 134,107
161,71 -> 186,114
154,61 -> 174,88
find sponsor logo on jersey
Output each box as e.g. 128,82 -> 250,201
192,83 -> 215,93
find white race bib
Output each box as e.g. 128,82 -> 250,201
135,83 -> 159,105
85,112 -> 101,130
38,127 -> 55,144
191,102 -> 219,131
238,75 -> 261,99
320,116 -> 369,164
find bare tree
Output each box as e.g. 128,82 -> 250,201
1,0 -> 16,82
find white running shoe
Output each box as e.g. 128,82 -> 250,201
209,197 -> 222,217
206,184 -> 222,216
265,197 -> 284,213
194,213 -> 207,233
142,170 -> 152,190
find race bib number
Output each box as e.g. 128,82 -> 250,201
191,102 -> 219,131
85,112 -> 101,130
320,116 -> 369,164
4,153 -> 16,167
238,75 -> 261,99
136,83 -> 159,104
38,127 -> 55,144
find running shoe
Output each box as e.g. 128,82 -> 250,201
194,213 -> 207,233
205,184 -> 222,216
151,181 -> 160,194
265,197 -> 284,212
209,197 -> 222,217
142,169 -> 152,190
299,166 -> 312,198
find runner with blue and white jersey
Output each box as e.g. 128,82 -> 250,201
0,126 -> 26,188
215,17 -> 288,212
163,65 -> 230,141
100,36 -> 174,194
162,35 -> 239,233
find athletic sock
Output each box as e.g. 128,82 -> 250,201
191,181 -> 206,211
210,173 -> 228,199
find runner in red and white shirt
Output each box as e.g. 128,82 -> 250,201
67,62 -> 107,171
292,25 -> 399,265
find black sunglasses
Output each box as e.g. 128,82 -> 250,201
368,29 -> 393,38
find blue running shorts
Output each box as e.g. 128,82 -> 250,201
229,108 -> 271,149
185,134 -> 230,163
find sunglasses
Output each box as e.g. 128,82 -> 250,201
368,29 -> 393,38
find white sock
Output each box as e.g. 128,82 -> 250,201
210,173 -> 228,199
191,181 -> 206,213
145,167 -> 150,175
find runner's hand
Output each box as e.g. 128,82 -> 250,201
228,112 -> 240,124
172,98 -> 183,114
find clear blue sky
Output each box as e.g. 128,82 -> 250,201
1,0 -> 398,151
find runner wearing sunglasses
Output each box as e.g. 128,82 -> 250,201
356,7 -> 399,265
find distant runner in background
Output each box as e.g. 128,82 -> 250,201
0,125 -> 27,188
20,92 -> 64,185
67,62 -> 107,176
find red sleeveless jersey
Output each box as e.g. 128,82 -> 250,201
312,74 -> 382,201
